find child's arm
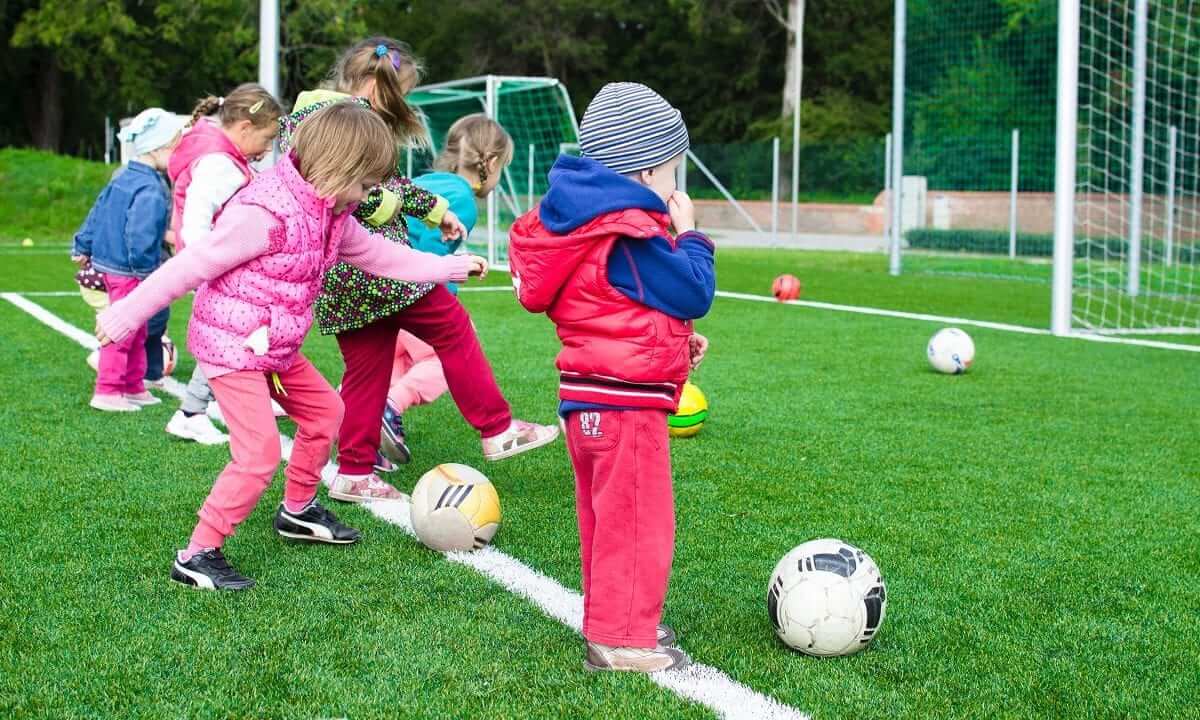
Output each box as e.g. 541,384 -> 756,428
179,155 -> 247,247
607,231 -> 716,320
337,220 -> 480,284
71,191 -> 106,260
96,205 -> 274,345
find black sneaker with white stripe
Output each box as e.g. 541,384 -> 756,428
171,548 -> 256,591
273,501 -> 361,544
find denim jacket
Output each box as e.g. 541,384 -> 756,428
72,161 -> 170,279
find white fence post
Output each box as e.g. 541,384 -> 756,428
771,138 -> 781,245
1010,128 -> 1020,259
889,0 -> 906,276
1165,126 -> 1178,267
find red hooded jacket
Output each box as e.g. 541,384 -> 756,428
509,158 -> 703,411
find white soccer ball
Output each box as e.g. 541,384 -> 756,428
410,463 -> 501,552
926,327 -> 975,374
767,538 -> 887,657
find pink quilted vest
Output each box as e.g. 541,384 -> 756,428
186,151 -> 349,372
167,119 -> 252,251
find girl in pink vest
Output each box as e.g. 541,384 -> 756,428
96,103 -> 487,591
163,84 -> 283,447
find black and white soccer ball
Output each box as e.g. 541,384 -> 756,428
766,538 -> 887,657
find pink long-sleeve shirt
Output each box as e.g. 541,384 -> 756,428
98,204 -> 472,378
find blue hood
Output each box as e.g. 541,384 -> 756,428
539,155 -> 667,234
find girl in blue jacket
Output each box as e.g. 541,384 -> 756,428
72,108 -> 185,412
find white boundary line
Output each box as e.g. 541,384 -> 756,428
484,268 -> 1200,353
0,291 -> 810,720
713,290 -> 1200,353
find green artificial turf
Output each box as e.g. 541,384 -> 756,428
2,243 -> 1197,720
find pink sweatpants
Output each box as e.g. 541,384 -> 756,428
565,408 -> 675,648
387,330 -> 449,412
95,274 -> 146,395
188,354 -> 343,550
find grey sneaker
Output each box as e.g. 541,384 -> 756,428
657,624 -> 678,647
584,642 -> 691,673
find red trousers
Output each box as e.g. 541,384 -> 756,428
335,286 -> 511,475
565,408 -> 675,648
95,274 -> 146,395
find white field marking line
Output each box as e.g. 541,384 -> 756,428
715,290 -> 1200,353
489,268 -> 1200,354
0,290 -> 79,296
2,291 -> 811,720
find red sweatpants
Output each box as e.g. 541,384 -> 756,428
566,408 -> 675,648
335,286 -> 511,475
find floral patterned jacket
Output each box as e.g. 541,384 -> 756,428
279,89 -> 450,335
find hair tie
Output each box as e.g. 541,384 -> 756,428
375,44 -> 388,57
218,96 -> 225,107
249,100 -> 264,114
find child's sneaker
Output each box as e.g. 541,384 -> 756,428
374,451 -> 399,474
170,548 -> 255,591
144,378 -> 165,390
328,472 -> 408,503
271,399 -> 287,417
124,391 -> 162,407
657,624 -> 678,647
89,393 -> 140,412
165,410 -> 229,445
273,501 -> 361,543
584,642 -> 691,673
380,401 -> 411,465
481,419 -> 560,461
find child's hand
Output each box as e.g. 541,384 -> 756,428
95,320 -> 112,347
71,254 -> 89,268
688,332 -> 709,370
467,255 -> 488,279
440,210 -> 468,242
668,191 -> 696,234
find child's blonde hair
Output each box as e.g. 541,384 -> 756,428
434,114 -> 515,190
292,102 -> 397,197
191,83 -> 282,129
327,37 -> 430,149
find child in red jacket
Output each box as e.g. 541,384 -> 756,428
509,82 -> 715,673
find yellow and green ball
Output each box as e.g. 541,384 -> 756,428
668,382 -> 708,438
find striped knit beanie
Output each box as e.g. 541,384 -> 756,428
579,82 -> 689,175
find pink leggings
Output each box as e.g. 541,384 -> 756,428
387,330 -> 449,412
188,354 -> 342,550
95,274 -> 146,395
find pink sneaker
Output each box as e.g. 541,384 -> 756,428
89,394 -> 140,412
328,473 -> 408,504
481,419 -> 560,461
124,391 -> 162,407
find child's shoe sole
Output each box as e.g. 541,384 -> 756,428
483,427 -> 560,462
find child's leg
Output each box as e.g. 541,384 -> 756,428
334,315 -> 403,476
564,413 -> 598,612
181,366 -> 215,415
188,370 -> 281,551
96,275 -> 147,395
143,306 -> 170,381
394,286 -> 511,438
387,330 -> 449,412
269,354 -> 343,510
566,409 -> 674,649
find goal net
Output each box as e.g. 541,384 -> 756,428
407,76 -> 580,267
1071,0 -> 1200,334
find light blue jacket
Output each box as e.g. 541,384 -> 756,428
406,172 -> 478,294
72,161 -> 170,279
